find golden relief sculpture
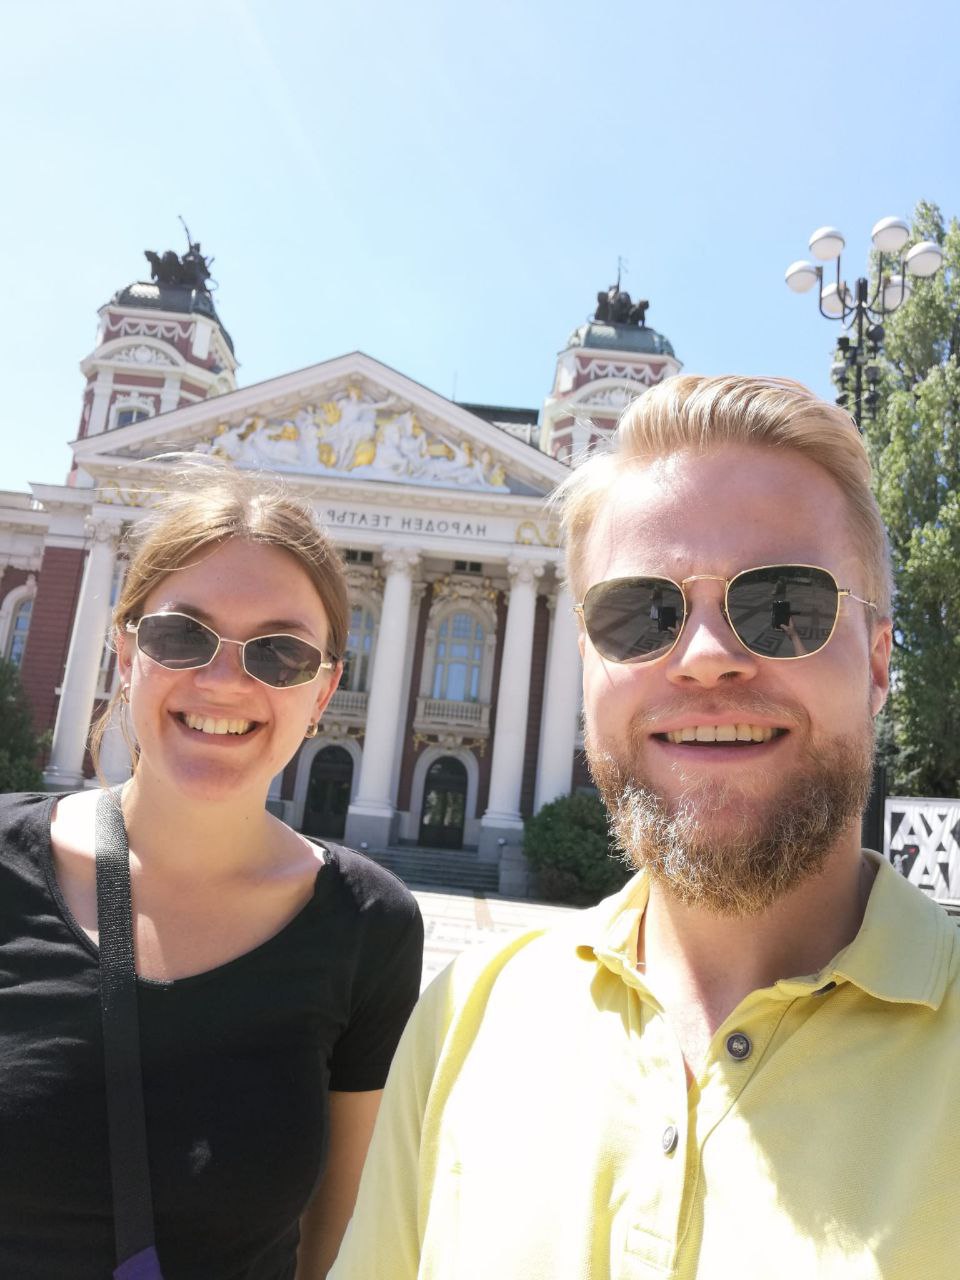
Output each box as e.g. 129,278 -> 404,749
195,387 -> 511,492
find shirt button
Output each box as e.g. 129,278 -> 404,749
726,1032 -> 752,1061
661,1124 -> 679,1154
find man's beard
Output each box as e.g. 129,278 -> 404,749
585,713 -> 875,917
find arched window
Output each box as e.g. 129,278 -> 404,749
432,611 -> 484,702
6,598 -> 32,667
341,603 -> 377,692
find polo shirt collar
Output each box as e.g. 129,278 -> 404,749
579,851 -> 956,1010
823,851 -> 954,1009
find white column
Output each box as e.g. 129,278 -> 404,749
479,557 -> 544,856
344,548 -> 419,849
534,584 -> 582,811
160,374 -> 182,413
45,519 -> 120,788
88,371 -> 114,436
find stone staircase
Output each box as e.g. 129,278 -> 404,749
365,845 -> 501,894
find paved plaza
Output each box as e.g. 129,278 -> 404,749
412,888 -> 582,990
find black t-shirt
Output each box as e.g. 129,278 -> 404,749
0,792 -> 424,1279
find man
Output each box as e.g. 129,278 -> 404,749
329,376 -> 960,1279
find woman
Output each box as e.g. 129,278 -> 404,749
0,466 -> 424,1278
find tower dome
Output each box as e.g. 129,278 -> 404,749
563,317 -> 675,358
110,279 -> 234,353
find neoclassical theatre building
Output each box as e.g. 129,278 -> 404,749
0,250 -> 680,892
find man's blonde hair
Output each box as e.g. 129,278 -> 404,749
553,374 -> 892,615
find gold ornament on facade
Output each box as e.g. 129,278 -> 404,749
267,423 -> 299,442
426,440 -> 455,460
349,439 -> 378,469
98,481 -> 151,508
515,519 -> 561,547
430,574 -> 497,604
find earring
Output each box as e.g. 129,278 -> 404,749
304,722 -> 319,739
120,685 -> 130,704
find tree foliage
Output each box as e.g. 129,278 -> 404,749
523,792 -> 631,904
0,658 -> 45,792
864,201 -> 960,797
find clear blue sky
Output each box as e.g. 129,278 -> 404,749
1,0 -> 958,493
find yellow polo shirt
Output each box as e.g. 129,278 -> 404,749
330,853 -> 960,1279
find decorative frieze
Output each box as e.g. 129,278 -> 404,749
109,344 -> 178,368
194,386 -> 511,491
574,355 -> 671,385
344,562 -> 383,595
431,573 -> 498,605
103,315 -> 193,343
317,721 -> 365,744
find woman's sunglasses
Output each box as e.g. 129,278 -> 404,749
125,612 -> 337,689
575,564 -> 877,664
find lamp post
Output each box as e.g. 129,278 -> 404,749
785,217 -> 945,853
785,217 -> 944,429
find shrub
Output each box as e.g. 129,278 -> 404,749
0,659 -> 45,791
523,792 -> 631,905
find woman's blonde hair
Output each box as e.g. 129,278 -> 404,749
553,374 -> 892,614
91,459 -> 349,775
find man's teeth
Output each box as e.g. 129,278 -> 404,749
182,713 -> 253,736
664,724 -> 778,744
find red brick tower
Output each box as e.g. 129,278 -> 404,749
74,239 -> 237,453
541,284 -> 681,462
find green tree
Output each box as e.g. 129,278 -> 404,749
0,658 -> 45,791
523,792 -> 631,904
863,201 -> 960,796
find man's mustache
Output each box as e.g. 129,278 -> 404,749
628,691 -> 807,737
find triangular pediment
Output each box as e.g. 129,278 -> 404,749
72,352 -> 566,498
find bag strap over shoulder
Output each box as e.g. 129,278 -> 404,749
95,789 -> 165,1280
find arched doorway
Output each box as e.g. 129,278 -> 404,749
419,756 -> 467,850
303,746 -> 353,840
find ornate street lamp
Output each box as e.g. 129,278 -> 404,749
785,217 -> 944,428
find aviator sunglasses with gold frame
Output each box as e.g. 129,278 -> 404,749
575,564 -> 877,665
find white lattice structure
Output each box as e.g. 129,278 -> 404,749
884,797 -> 960,899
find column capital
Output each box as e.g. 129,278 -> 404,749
381,547 -> 420,579
84,516 -> 122,545
506,557 -> 545,588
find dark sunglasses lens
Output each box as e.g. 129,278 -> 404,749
137,615 -> 218,669
243,635 -> 322,687
583,578 -> 684,662
727,567 -> 839,657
